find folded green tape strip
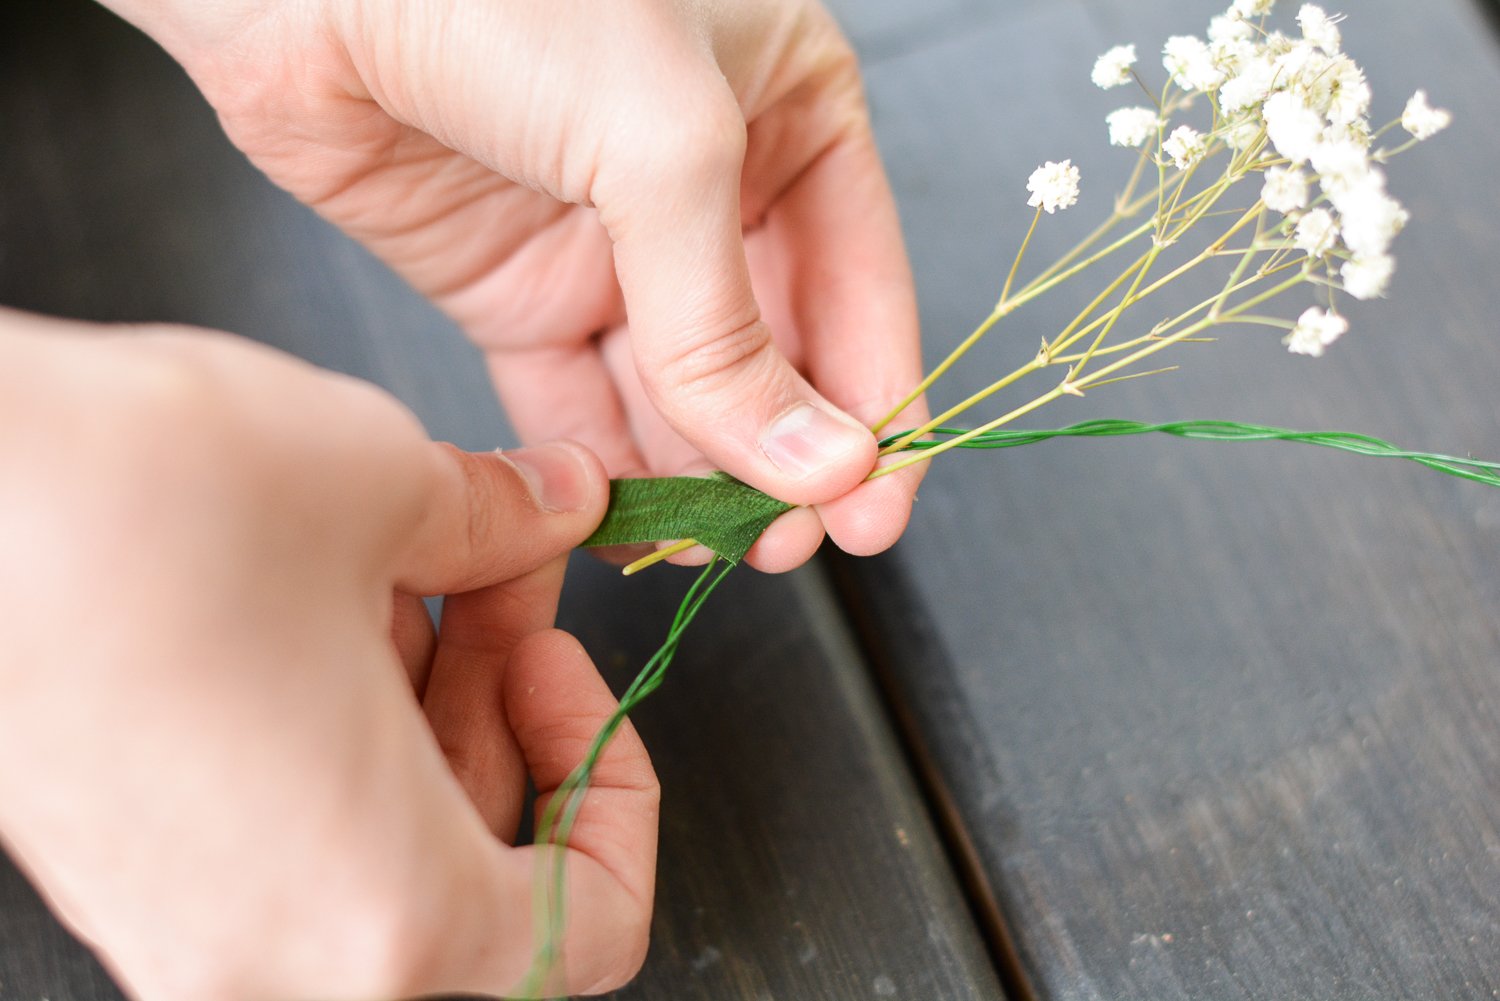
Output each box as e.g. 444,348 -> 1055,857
581,472 -> 794,565
581,417 -> 1500,570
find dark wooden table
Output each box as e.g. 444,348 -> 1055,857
3,0 -> 1498,998
837,0 -> 1500,997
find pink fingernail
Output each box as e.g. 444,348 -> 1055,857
759,403 -> 865,480
503,443 -> 592,513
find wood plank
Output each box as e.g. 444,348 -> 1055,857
0,3 -> 1000,998
840,0 -> 1500,997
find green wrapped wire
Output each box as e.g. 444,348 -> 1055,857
882,419 -> 1500,488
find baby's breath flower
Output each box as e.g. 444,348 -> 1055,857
1163,35 -> 1227,92
1092,45 -> 1138,89
1273,41 -> 1324,93
1294,207 -> 1339,257
1323,56 -> 1371,126
1107,107 -> 1160,148
1222,114 -> 1265,151
1263,91 -> 1323,164
1209,13 -> 1255,43
1336,183 -> 1408,258
1262,29 -> 1298,58
1163,126 -> 1210,169
1284,306 -> 1348,357
1297,5 -> 1342,54
1261,167 -> 1310,213
1310,139 -> 1371,197
1232,0 -> 1276,17
1026,160 -> 1081,214
1402,90 -> 1453,140
1218,56 -> 1277,113
1210,36 -> 1258,76
1341,254 -> 1395,300
1326,117 -> 1372,149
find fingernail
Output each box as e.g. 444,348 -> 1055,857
759,402 -> 866,480
503,443 -> 592,513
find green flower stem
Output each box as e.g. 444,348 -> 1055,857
872,384 -> 1072,477
871,266 -> 1310,480
880,196 -> 1289,463
873,166 -> 1221,435
872,304 -> 1006,436
1070,239 -> 1162,381
1072,271 -> 1306,391
1031,145 -> 1153,288
999,207 -> 1043,309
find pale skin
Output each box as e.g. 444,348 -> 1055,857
0,0 -> 926,997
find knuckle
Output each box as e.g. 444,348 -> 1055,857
647,316 -> 776,408
605,86 -> 746,198
91,344 -> 240,493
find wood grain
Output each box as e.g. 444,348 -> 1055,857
837,0 -> 1500,997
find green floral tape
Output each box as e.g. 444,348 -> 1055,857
582,473 -> 794,564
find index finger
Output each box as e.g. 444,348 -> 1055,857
766,124 -> 930,554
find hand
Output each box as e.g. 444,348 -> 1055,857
103,0 -> 929,571
0,309 -> 656,999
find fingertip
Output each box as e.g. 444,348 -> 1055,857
663,541 -> 715,568
743,506 -> 825,572
817,459 -> 926,557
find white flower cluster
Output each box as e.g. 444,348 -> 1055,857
1285,306 -> 1347,357
1085,1 -> 1453,355
1026,160 -> 1081,214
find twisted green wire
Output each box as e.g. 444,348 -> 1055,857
518,556 -> 736,998
882,418 -> 1500,488
523,416 -> 1498,994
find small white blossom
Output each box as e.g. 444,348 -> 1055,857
1310,139 -> 1372,197
1210,36 -> 1259,76
1262,29 -> 1299,58
1402,90 -> 1453,140
1163,35 -> 1226,92
1294,207 -> 1339,257
1324,56 -> 1370,126
1326,168 -> 1385,216
1218,56 -> 1278,114
1092,45 -> 1138,89
1297,5 -> 1342,54
1261,167 -> 1310,213
1222,114 -> 1264,151
1273,38 -> 1324,91
1263,91 -> 1324,164
1341,254 -> 1395,300
1285,306 -> 1348,357
1107,107 -> 1160,148
1026,160 -> 1081,214
1209,13 -> 1255,43
1163,126 -> 1210,168
1326,117 -> 1373,149
1337,184 -> 1408,257
1232,0 -> 1276,17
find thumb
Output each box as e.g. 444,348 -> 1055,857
596,86 -> 876,507
396,441 -> 608,596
